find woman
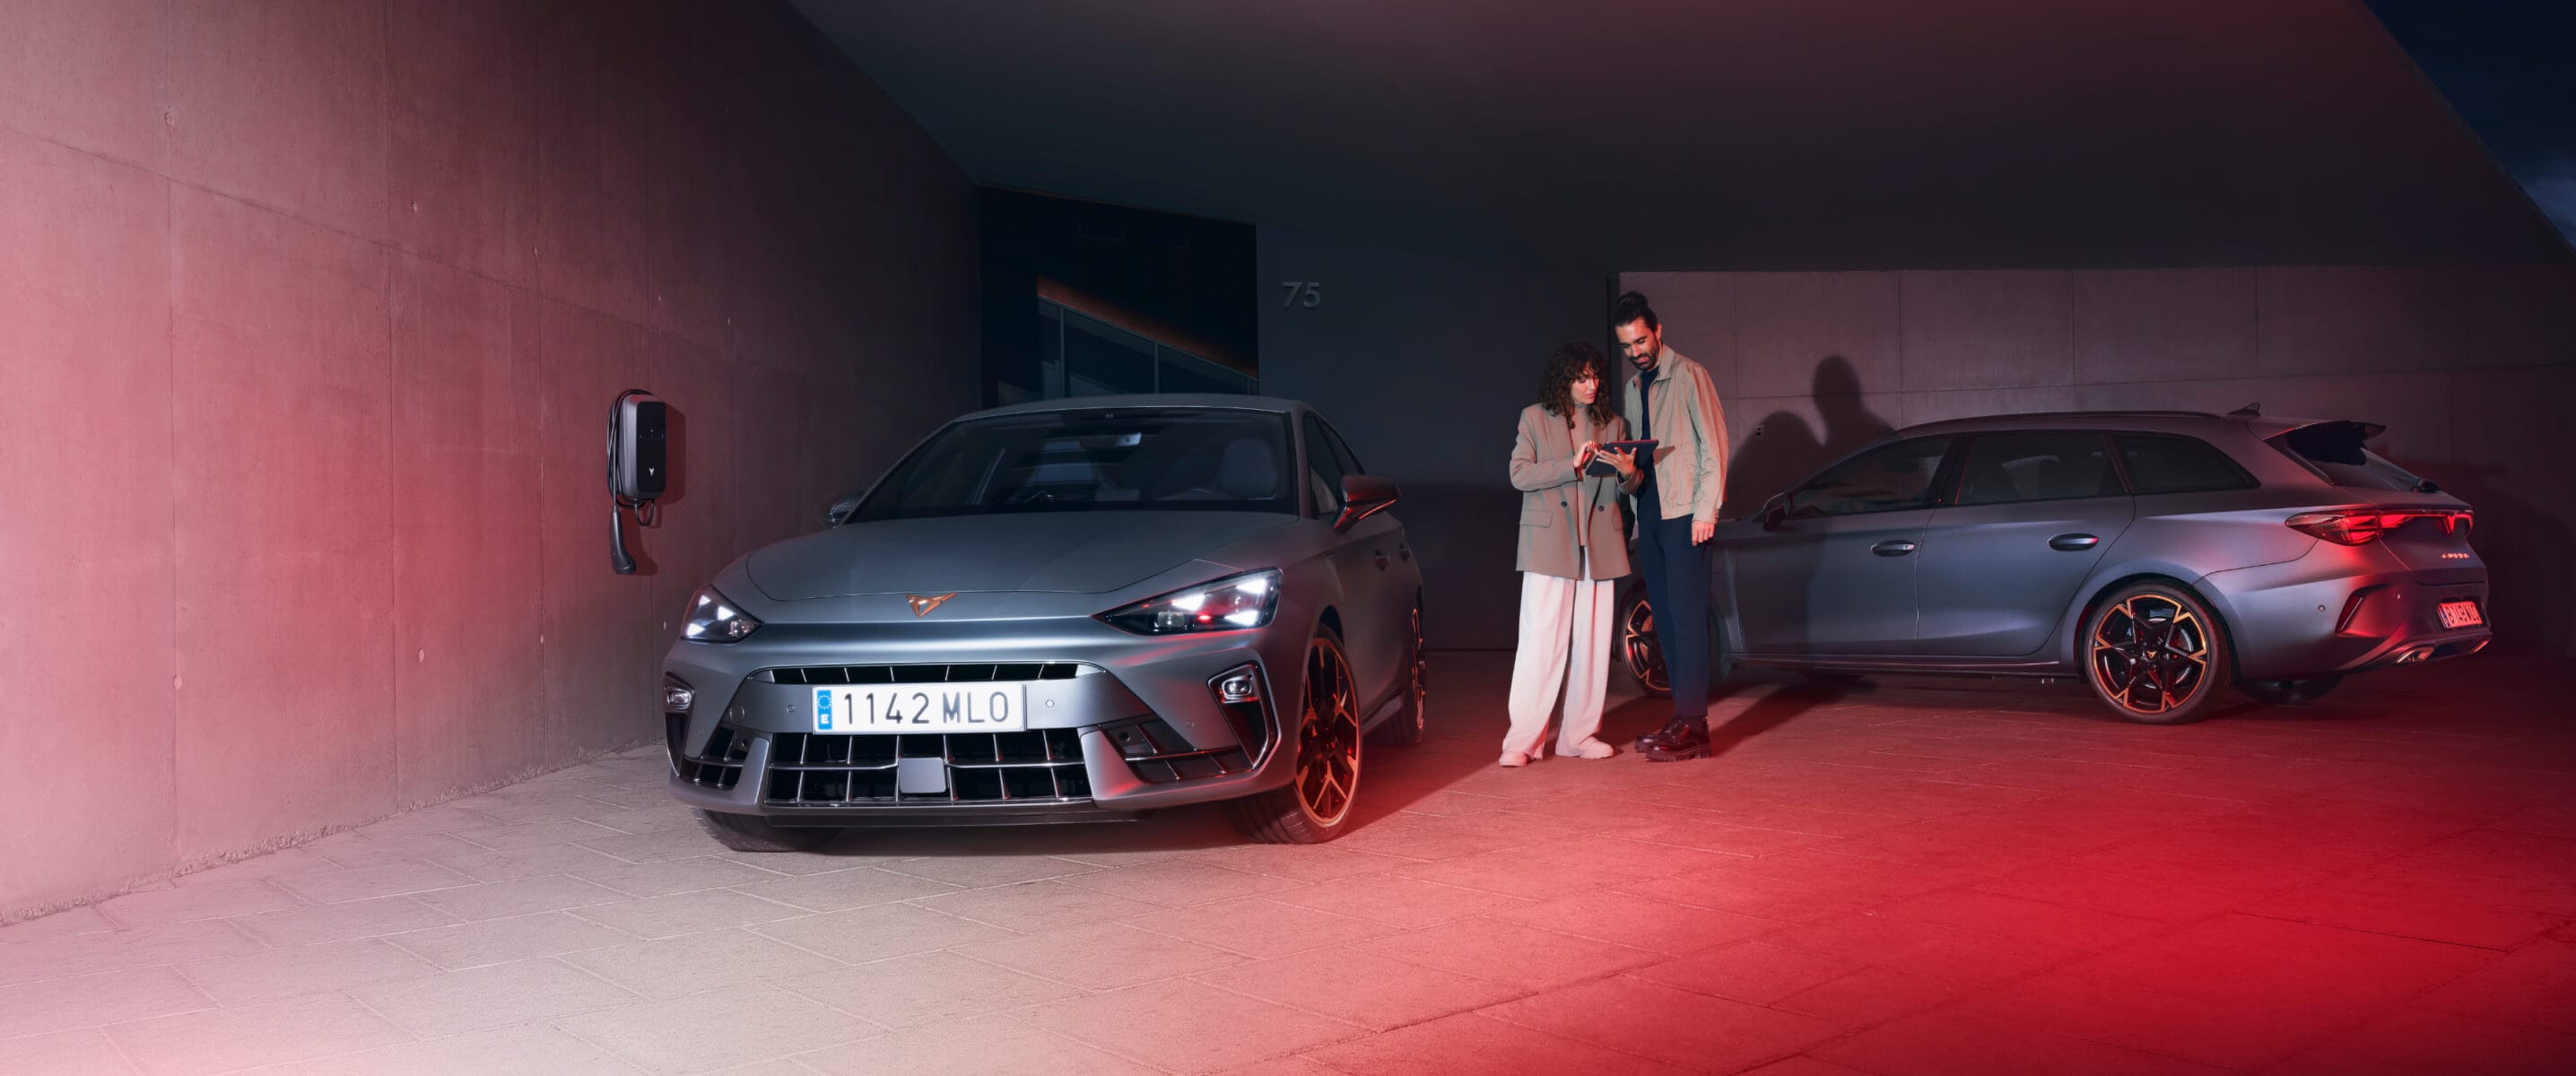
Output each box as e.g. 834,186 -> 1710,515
1502,343 -> 1641,766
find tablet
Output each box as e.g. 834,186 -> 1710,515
1585,439 -> 1655,476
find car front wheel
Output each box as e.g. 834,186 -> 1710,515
1366,603 -> 1429,746
1228,627 -> 1364,843
2084,582 -> 2232,725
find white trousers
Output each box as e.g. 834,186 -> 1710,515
1503,571 -> 1616,757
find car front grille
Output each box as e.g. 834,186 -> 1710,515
761,662 -> 1092,685
763,728 -> 1092,804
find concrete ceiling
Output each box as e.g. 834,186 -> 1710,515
791,0 -> 2568,271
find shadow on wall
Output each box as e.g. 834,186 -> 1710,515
1723,355 -> 1897,516
2401,456 -> 2573,658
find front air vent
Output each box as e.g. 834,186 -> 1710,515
762,662 -> 1092,685
1105,717 -> 1255,785
764,729 -> 1090,804
674,722 -> 751,790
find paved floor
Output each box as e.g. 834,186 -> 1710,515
6,655 -> 2575,1076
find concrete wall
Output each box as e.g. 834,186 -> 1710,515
1258,227 -> 1607,650
1623,267 -> 2576,658
0,0 -> 979,920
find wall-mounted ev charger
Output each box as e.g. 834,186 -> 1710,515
607,390 -> 666,575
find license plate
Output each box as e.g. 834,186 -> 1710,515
811,683 -> 1029,733
2437,601 -> 2483,629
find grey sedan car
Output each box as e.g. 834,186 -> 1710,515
659,395 -> 1427,851
1624,409 -> 2491,724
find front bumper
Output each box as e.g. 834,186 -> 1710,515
658,615 -> 1303,825
2203,542 -> 2493,681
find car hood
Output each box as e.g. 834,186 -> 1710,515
744,511 -> 1296,600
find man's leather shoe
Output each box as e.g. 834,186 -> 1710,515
1632,719 -> 1693,753
1638,721 -> 1710,762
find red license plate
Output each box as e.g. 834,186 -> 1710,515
2438,600 -> 2483,629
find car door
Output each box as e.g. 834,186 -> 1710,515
1727,436 -> 1954,655
1912,430 -> 2136,656
1303,413 -> 1400,707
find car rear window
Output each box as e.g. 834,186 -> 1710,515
2268,421 -> 2430,493
2116,434 -> 2256,495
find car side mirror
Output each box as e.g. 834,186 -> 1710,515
1761,492 -> 1790,531
1335,475 -> 1399,533
818,490 -> 864,528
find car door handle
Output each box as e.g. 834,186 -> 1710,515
2049,534 -> 2101,551
1871,541 -> 1917,557
1373,551 -> 1390,569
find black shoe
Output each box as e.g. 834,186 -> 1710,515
1639,721 -> 1710,762
1631,719 -> 1691,752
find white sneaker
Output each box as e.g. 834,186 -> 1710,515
1499,750 -> 1533,768
1562,737 -> 1615,759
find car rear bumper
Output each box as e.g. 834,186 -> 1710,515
2202,542 -> 2492,681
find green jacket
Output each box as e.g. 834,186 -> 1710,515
1620,345 -> 1729,524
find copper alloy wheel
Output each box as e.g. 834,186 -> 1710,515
1622,597 -> 1668,694
1408,607 -> 1429,716
1294,637 -> 1362,828
2091,594 -> 2213,716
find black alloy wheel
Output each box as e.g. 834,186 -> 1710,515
1367,603 -> 1430,746
1227,629 -> 1364,843
2086,583 -> 2232,725
1618,586 -> 1734,699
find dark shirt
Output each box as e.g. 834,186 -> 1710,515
1634,364 -> 1659,499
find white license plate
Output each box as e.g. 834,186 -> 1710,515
2437,601 -> 2483,629
812,683 -> 1029,733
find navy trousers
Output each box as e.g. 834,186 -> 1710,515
1634,512 -> 1713,727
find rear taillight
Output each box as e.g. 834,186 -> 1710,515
2286,508 -> 2473,545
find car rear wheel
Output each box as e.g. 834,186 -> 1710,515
1228,628 -> 1363,844
695,810 -> 832,853
2239,676 -> 2342,705
1366,603 -> 1429,746
1618,585 -> 1733,698
2085,582 -> 2232,725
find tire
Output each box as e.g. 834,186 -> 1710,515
694,810 -> 831,853
2239,676 -> 2342,706
1227,628 -> 1365,844
1617,584 -> 1734,699
1366,603 -> 1429,747
2083,581 -> 2233,725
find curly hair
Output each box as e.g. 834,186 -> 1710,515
1537,342 -> 1615,430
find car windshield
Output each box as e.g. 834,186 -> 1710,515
2270,421 -> 2433,493
850,408 -> 1297,521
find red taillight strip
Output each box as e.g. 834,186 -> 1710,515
2285,508 -> 2473,545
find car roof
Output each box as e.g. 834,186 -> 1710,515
959,394 -> 1307,421
1896,409 -> 2332,438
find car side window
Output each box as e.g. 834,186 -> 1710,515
1302,413 -> 1348,516
1316,418 -> 1365,477
2119,434 -> 2257,495
1788,437 -> 1954,517
1954,432 -> 2123,506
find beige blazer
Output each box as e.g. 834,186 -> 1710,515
1619,345 -> 1730,524
1510,404 -> 1641,580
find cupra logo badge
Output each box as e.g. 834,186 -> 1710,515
907,592 -> 958,617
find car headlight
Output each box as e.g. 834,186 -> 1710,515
1098,569 -> 1282,635
682,586 -> 761,643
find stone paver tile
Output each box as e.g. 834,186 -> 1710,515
569,888 -> 808,940
1492,889 -> 1785,956
349,955 -> 641,1037
1021,976 -> 1362,1074
232,894 -> 461,946
409,874 -> 635,921
953,920 -> 1244,990
0,907 -> 117,942
265,861 -> 482,905
1058,861 -> 1303,907
94,879 -> 305,929
1371,916 -> 1662,991
912,880 -> 1163,933
1301,1011 -> 1692,1076
1391,848 -> 1635,901
559,926 -> 847,1001
1810,1011 -> 2232,1076
277,1023 -> 641,1076
566,856 -> 786,898
175,937 -> 442,1006
382,910 -> 640,970
1266,873 -> 1535,930
303,832 -> 486,870
0,967 -> 214,1039
558,983 -> 879,1075
107,992 -> 412,1076
5,1028 -> 147,1076
750,902 -> 1014,965
1480,976 -> 1847,1074
1193,946 -> 1525,1031
727,866 -> 962,912
1122,895 -> 1397,959
1629,940 -> 1867,1005
797,1017 -> 1158,1076
0,918 -> 265,987
874,854 -> 1102,888
784,950 -> 1081,1028
1182,843 -> 1429,883
447,818 -> 633,852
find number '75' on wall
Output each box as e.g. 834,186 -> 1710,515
1279,282 -> 1323,308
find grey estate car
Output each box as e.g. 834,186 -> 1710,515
1623,409 -> 2491,724
660,396 -> 1427,851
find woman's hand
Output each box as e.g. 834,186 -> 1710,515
1600,447 -> 1636,479
1571,440 -> 1599,473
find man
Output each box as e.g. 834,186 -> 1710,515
1614,291 -> 1728,761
